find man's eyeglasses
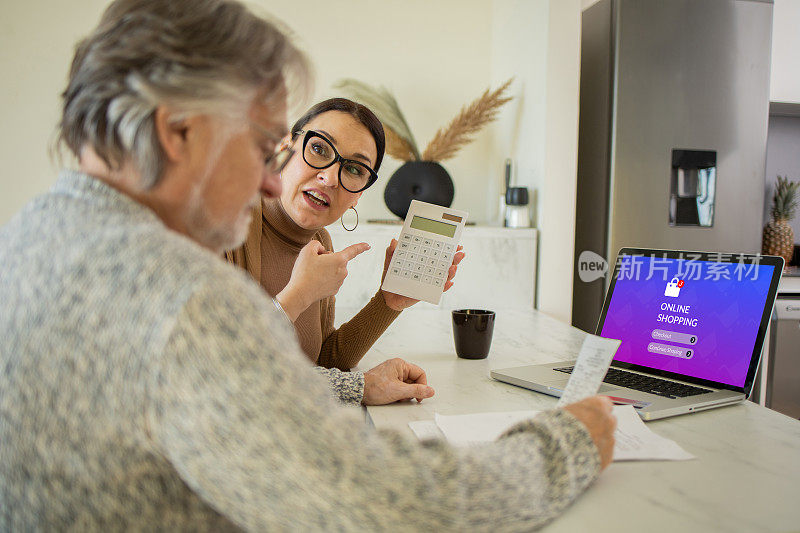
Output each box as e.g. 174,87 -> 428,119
295,130 -> 378,193
249,121 -> 295,175
264,145 -> 294,175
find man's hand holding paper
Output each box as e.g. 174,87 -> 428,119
563,396 -> 617,469
556,333 -> 622,468
556,334 -> 622,406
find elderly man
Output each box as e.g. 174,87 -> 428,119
0,0 -> 616,530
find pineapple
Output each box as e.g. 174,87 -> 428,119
762,175 -> 799,265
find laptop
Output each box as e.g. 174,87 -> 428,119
491,248 -> 784,420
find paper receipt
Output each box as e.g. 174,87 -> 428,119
556,334 -> 622,407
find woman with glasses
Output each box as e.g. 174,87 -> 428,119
226,98 -> 464,370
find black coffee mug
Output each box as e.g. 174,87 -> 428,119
452,309 -> 496,359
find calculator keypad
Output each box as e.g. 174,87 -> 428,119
390,231 -> 454,287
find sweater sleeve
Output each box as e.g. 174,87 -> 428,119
316,290 -> 401,370
146,275 -> 601,532
312,366 -> 365,406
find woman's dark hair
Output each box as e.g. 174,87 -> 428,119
291,97 -> 386,173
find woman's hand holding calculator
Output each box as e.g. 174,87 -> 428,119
380,238 -> 465,311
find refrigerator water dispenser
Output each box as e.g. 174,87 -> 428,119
670,149 -> 717,227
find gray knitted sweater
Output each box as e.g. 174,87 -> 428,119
0,171 -> 600,531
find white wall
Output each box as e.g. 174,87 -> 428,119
0,0 -> 109,227
0,0 -> 582,320
538,0 -> 582,323
488,0 -> 549,225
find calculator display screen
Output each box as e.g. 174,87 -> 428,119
410,216 -> 457,237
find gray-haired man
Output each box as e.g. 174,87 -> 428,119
0,0 -> 615,530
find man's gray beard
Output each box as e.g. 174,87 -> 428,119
179,119 -> 252,253
183,193 -> 253,254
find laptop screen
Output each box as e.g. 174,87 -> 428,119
598,252 -> 778,389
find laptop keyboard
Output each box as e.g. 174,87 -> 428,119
553,366 -> 712,399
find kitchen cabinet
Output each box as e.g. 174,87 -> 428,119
770,0 -> 800,105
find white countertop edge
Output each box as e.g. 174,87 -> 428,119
328,224 -> 538,239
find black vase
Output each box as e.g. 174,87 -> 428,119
384,161 -> 455,219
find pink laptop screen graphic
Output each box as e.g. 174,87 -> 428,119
600,256 -> 774,387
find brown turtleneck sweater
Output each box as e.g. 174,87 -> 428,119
225,197 -> 401,370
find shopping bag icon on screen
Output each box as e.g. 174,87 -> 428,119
664,277 -> 683,297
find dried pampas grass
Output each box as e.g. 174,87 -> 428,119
422,78 -> 513,162
384,127 -> 418,162
333,77 -> 514,164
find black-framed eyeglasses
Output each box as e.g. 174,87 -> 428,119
295,130 -> 378,193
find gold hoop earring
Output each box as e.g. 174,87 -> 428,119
341,206 -> 358,232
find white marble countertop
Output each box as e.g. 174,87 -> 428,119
347,307 -> 800,533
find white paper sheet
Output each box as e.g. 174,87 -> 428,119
413,405 -> 694,462
433,410 -> 538,446
611,405 -> 695,461
556,334 -> 622,407
408,420 -> 442,441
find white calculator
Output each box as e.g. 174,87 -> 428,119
381,200 -> 468,304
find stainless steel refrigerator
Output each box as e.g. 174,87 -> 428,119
572,0 -> 773,331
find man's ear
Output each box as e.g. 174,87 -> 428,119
154,106 -> 190,163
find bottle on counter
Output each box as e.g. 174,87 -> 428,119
504,187 -> 531,228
